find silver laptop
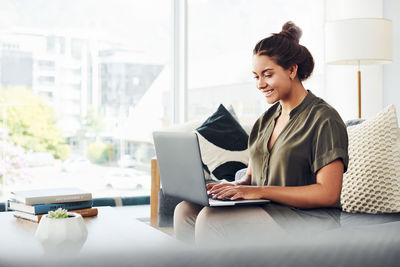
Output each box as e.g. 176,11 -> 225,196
152,131 -> 270,207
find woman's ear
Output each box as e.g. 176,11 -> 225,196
289,64 -> 298,80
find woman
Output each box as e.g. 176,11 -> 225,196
174,21 -> 348,245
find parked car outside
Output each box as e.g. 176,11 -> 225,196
26,152 -> 54,167
104,168 -> 149,191
117,155 -> 137,168
61,157 -> 92,172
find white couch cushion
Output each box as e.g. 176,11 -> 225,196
341,105 -> 400,213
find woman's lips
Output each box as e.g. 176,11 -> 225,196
263,89 -> 274,97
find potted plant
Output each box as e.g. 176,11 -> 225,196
35,208 -> 88,253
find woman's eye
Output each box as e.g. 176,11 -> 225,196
264,74 -> 272,78
253,76 -> 259,80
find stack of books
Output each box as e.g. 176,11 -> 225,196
8,187 -> 98,222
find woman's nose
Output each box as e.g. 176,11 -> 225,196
257,77 -> 267,90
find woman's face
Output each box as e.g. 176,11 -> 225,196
252,54 -> 293,104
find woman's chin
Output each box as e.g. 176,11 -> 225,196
265,96 -> 278,104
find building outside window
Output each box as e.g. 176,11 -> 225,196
0,0 -> 172,201
0,0 -> 325,203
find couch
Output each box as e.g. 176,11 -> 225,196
150,118 -> 400,228
148,117 -> 400,266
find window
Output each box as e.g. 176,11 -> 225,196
71,39 -> 83,60
187,0 -> 325,125
0,0 -> 325,203
0,0 -> 172,202
38,60 -> 55,70
38,76 -> 55,85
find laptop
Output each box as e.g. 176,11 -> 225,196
152,131 -> 270,207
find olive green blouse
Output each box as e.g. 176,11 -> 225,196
248,90 -> 348,187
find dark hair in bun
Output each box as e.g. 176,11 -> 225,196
253,21 -> 314,81
279,21 -> 302,44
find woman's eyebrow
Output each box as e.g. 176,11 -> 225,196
261,68 -> 273,74
252,68 -> 274,75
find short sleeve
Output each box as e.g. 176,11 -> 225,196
312,118 -> 349,174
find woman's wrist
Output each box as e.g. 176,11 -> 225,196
232,181 -> 241,186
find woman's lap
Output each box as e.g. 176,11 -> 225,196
263,202 -> 341,235
195,203 -> 285,245
175,200 -> 400,246
174,201 -> 342,245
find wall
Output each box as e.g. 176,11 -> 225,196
383,0 -> 400,118
325,0 -> 385,120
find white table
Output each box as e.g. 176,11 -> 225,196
0,206 -> 181,265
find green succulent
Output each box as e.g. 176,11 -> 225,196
48,208 -> 68,218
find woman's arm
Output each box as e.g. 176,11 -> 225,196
210,159 -> 344,208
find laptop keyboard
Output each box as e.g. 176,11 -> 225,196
209,194 -> 232,201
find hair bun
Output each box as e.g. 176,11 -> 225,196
280,21 -> 302,44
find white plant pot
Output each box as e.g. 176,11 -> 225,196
35,212 -> 88,254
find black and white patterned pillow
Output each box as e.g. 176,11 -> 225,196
195,104 -> 249,182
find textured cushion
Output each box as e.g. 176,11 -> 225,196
345,119 -> 365,127
195,104 -> 249,182
235,168 -> 248,181
341,105 -> 400,213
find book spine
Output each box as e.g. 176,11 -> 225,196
37,208 -> 98,222
8,202 -> 34,214
34,200 -> 93,214
14,212 -> 39,223
15,208 -> 98,223
25,193 -> 92,205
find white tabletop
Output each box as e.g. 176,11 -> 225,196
0,206 -> 180,262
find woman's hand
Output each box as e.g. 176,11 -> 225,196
206,182 -> 236,197
209,185 -> 264,200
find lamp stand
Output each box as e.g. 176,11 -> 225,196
358,70 -> 361,118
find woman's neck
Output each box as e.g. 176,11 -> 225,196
279,83 -> 308,115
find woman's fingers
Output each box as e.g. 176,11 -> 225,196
207,183 -> 225,196
213,187 -> 238,199
212,186 -> 259,200
206,183 -> 218,190
230,193 -> 243,200
208,183 -> 234,194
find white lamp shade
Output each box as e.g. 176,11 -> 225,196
326,18 -> 392,65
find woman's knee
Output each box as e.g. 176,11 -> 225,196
174,201 -> 203,244
195,206 -> 286,245
195,207 -> 234,244
196,206 -> 226,226
174,201 -> 203,228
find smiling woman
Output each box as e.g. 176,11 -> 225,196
174,21 -> 349,245
252,22 -> 314,107
187,0 -> 325,125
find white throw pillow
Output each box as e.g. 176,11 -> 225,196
341,105 -> 400,213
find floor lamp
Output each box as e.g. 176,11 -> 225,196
325,18 -> 392,118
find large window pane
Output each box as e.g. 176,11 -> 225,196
188,0 -> 325,125
0,0 -> 172,201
